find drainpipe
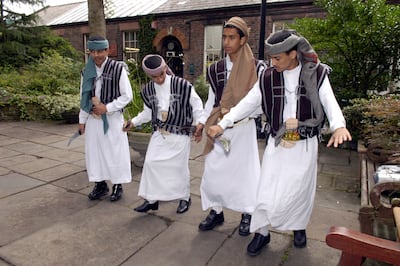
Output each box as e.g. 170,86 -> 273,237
258,0 -> 266,60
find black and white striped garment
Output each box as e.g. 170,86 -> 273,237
141,76 -> 194,136
91,59 -> 124,104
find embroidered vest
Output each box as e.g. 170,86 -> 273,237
206,58 -> 266,107
91,59 -> 124,104
259,64 -> 329,138
141,76 -> 194,136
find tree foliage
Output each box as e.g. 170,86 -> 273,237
290,0 -> 400,102
1,0 -> 81,68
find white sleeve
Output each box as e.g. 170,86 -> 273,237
190,87 -> 205,124
132,104 -> 152,126
319,76 -> 346,131
218,81 -> 262,129
202,86 -> 215,121
105,68 -> 133,112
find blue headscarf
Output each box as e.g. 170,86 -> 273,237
81,39 -> 109,134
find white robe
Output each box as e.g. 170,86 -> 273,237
79,58 -> 133,184
132,75 -> 204,201
200,55 -> 262,213
219,64 -> 346,231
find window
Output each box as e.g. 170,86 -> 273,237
123,31 -> 139,62
204,25 -> 223,73
83,33 -> 89,63
272,20 -> 292,32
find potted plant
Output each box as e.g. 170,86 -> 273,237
124,58 -> 152,167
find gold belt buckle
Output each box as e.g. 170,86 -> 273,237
282,130 -> 300,141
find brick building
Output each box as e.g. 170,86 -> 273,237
36,0 -> 325,83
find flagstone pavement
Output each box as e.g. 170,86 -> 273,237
0,121 -> 361,266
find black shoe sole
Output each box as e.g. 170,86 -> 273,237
239,230 -> 251,236
110,195 -> 122,202
294,241 -> 307,248
247,249 -> 263,257
88,191 -> 109,200
198,220 -> 224,231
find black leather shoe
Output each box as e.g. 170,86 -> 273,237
293,230 -> 307,248
176,198 -> 191,214
134,200 -> 159,212
247,233 -> 270,256
110,184 -> 123,202
238,213 -> 252,236
198,210 -> 224,231
88,181 -> 109,200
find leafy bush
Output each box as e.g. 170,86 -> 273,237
0,51 -> 82,121
194,75 -> 209,103
123,58 -> 151,132
343,94 -> 400,151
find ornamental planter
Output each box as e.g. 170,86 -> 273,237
127,131 -> 151,167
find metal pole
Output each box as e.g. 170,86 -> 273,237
258,0 -> 266,60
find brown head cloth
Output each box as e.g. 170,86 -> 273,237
220,16 -> 257,114
203,17 -> 258,155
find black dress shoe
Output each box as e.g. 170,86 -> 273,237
176,198 -> 191,214
134,200 -> 159,212
110,184 -> 123,202
238,213 -> 252,236
293,230 -> 307,248
88,181 -> 109,200
198,210 -> 224,231
247,233 -> 270,256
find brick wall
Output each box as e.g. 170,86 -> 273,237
50,2 -> 325,83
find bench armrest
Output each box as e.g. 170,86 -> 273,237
326,226 -> 400,265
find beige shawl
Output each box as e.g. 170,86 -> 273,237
203,17 -> 258,155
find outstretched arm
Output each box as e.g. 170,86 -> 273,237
327,127 -> 352,148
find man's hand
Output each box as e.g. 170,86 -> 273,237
285,118 -> 298,130
193,123 -> 204,143
92,102 -> 107,115
78,123 -> 85,135
208,125 -> 224,139
327,127 -> 352,148
122,120 -> 134,132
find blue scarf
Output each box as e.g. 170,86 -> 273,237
80,40 -> 110,134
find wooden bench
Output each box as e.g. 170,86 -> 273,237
326,207 -> 400,266
358,142 -> 400,236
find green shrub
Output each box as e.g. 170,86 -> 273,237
193,75 -> 209,103
343,94 -> 400,151
0,52 -> 82,121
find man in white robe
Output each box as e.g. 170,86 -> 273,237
198,16 -> 265,237
208,29 -> 352,256
79,36 -> 133,202
124,54 -> 205,214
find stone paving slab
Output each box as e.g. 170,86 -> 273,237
209,232 -> 290,266
0,172 -> 45,198
30,163 -> 85,182
35,148 -> 85,163
123,222 -> 227,266
0,184 -> 93,246
0,154 -> 38,167
0,203 -> 167,266
0,147 -> 21,159
0,121 -> 363,265
0,135 -> 22,146
5,157 -> 63,175
284,238 -> 341,266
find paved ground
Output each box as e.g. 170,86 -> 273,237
0,121 -> 361,266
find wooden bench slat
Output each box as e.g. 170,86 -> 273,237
326,226 -> 400,265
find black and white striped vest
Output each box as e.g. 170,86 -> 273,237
206,58 -> 266,107
141,76 -> 194,136
259,64 -> 330,138
91,59 -> 124,105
